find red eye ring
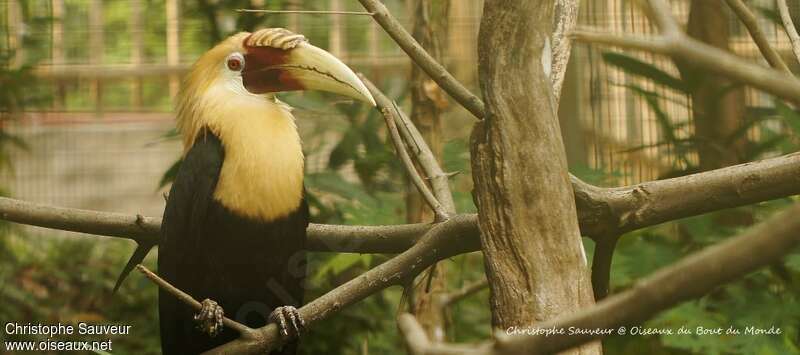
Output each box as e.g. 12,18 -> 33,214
227,55 -> 243,71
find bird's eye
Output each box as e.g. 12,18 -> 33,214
226,53 -> 244,72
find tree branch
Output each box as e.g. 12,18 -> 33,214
393,202 -> 800,355
361,75 -> 456,218
1,152 -> 798,251
378,95 -> 449,220
576,152 -> 800,237
777,0 -> 800,66
202,214 -> 480,354
398,313 -> 493,355
361,76 -> 456,214
498,202 -> 800,354
356,0 -> 486,119
1,155 -> 798,354
572,0 -> 800,104
440,278 -> 488,308
136,265 -> 252,335
589,234 -> 619,300
235,9 -> 374,16
0,196 -> 455,254
724,0 -> 791,73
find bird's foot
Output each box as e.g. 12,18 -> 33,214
194,298 -> 224,337
269,306 -> 305,339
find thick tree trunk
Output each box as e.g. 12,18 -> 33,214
472,1 -> 599,354
407,0 -> 450,342
677,0 -> 746,171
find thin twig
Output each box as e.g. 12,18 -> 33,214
135,265 -> 252,335
235,9 -> 374,16
441,279 -> 489,307
777,0 -> 800,66
360,75 -> 456,216
357,0 -> 486,119
724,0 -> 791,73
380,101 -> 449,221
645,0 -> 680,35
397,314 -> 493,355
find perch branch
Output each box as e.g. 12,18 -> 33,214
1,153 -> 798,250
0,196 -> 452,254
356,0 -> 486,119
724,0 -> 791,73
136,265 -> 252,335
777,0 -> 800,65
202,214 -> 480,354
572,0 -> 800,104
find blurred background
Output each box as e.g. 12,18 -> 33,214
1,0 -> 799,354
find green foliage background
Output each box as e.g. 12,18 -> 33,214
1,1 -> 799,354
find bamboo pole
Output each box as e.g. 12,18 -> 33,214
52,0 -> 66,110
130,0 -> 144,110
89,0 -> 104,116
166,0 -> 180,100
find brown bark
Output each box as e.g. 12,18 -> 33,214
407,0 -> 450,342
676,1 -> 751,225
677,0 -> 746,171
472,1 -> 599,354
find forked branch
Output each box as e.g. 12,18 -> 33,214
572,0 -> 800,104
724,0 -> 791,73
399,203 -> 800,355
357,0 -> 486,119
136,265 -> 252,335
1,153 -> 798,250
203,214 -> 480,354
777,0 -> 800,65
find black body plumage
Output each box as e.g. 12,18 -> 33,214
158,130 -> 308,355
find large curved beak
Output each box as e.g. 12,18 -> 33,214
243,41 -> 376,106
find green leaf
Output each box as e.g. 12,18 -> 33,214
602,52 -> 689,93
305,171 -> 376,204
312,253 -> 372,283
328,128 -> 360,169
755,6 -> 783,25
775,100 -> 800,135
624,85 -> 679,143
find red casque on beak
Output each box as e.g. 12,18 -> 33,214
242,46 -> 304,94
240,28 -> 375,105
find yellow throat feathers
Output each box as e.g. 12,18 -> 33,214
176,33 -> 304,222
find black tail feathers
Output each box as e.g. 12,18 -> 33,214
113,242 -> 155,294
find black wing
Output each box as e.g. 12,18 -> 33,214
111,131 -> 223,293
158,130 -> 224,354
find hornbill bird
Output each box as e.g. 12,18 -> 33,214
114,28 -> 375,354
